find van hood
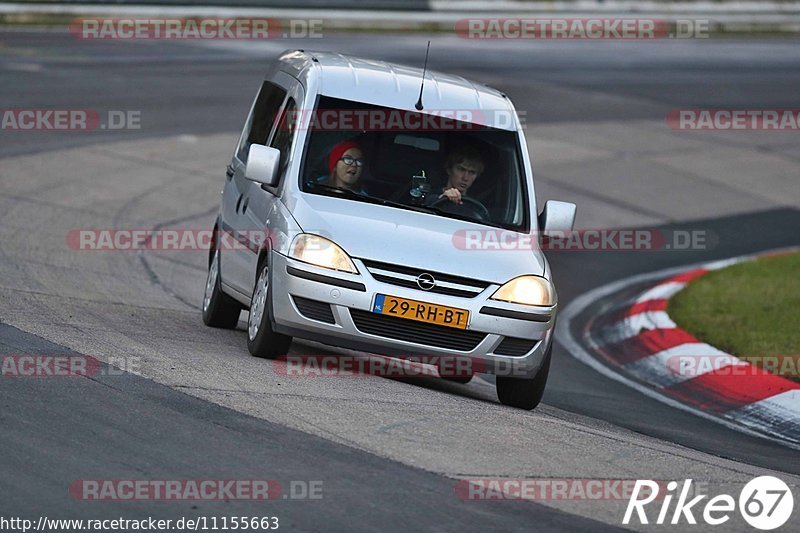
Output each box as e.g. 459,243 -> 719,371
287,193 -> 545,284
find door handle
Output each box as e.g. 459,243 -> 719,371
235,194 -> 243,213
226,164 -> 235,179
242,197 -> 249,215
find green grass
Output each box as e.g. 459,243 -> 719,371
669,252 -> 800,380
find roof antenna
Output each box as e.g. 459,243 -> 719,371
415,41 -> 431,111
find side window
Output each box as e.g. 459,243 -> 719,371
236,81 -> 287,163
269,98 -> 297,176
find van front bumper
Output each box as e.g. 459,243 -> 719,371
269,251 -> 554,379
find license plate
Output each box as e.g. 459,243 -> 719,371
372,294 -> 469,330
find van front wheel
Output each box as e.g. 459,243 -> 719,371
496,345 -> 551,410
247,261 -> 292,359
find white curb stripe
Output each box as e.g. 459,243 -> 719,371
624,342 -> 743,388
704,257 -> 750,271
558,246 -> 800,450
600,311 -> 676,345
727,390 -> 800,445
634,281 -> 687,303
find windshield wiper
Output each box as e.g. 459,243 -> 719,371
307,182 -> 388,206
420,203 -> 508,229
308,182 -> 428,213
306,182 -> 505,227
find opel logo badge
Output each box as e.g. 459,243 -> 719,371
416,273 -> 436,291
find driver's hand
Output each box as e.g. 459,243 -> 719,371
440,187 -> 463,205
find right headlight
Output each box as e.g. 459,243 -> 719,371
288,234 -> 358,274
490,276 -> 554,307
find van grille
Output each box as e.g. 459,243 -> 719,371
360,259 -> 489,298
349,310 -> 485,352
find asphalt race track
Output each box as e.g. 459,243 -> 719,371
1,30 -> 799,530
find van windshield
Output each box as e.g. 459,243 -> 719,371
299,96 -> 529,230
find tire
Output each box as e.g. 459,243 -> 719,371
247,259 -> 292,359
496,344 -> 552,410
202,248 -> 241,329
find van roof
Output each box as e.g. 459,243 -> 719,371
276,50 -> 519,131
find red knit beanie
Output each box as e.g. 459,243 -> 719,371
328,140 -> 362,174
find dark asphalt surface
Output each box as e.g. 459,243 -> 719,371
3,32 -> 800,157
0,323 -> 614,530
2,29 -> 799,527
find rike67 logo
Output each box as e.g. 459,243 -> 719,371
624,477 -> 794,530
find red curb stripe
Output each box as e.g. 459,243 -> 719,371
601,328 -> 698,365
665,268 -> 708,284
664,364 -> 800,414
600,268 -> 707,365
587,251 -> 800,445
625,298 -> 668,317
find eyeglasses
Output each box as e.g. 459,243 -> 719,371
340,155 -> 365,167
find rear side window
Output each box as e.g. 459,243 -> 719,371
270,98 -> 297,175
236,81 -> 287,163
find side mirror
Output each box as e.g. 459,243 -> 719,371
245,144 -> 281,186
539,200 -> 577,233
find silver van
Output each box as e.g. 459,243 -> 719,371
202,50 -> 576,409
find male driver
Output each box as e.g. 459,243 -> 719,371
437,145 -> 484,206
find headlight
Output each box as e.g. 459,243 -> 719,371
490,276 -> 554,306
289,234 -> 358,274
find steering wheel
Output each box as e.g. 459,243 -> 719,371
431,195 -> 491,222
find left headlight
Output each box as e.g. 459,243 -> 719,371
288,234 -> 358,274
490,275 -> 554,306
